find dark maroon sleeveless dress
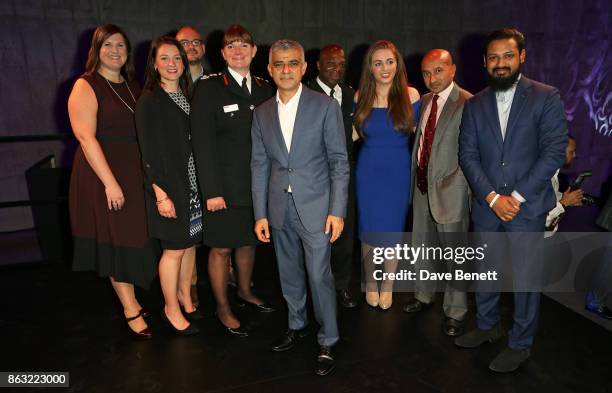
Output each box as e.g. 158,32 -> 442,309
69,72 -> 158,288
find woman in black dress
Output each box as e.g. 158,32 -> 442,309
191,25 -> 275,335
68,24 -> 158,339
136,36 -> 202,335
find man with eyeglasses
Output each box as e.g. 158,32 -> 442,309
251,39 -> 349,376
306,44 -> 358,309
176,26 -> 205,82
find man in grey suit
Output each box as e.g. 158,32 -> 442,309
251,39 -> 349,376
402,49 -> 472,337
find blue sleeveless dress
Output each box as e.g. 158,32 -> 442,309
355,101 -> 421,240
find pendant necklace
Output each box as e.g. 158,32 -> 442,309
104,76 -> 136,113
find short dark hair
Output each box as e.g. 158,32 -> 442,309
143,36 -> 192,96
85,24 -> 134,81
318,44 -> 344,60
483,28 -> 525,56
223,25 -> 254,47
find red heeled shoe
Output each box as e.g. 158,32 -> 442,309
126,310 -> 153,340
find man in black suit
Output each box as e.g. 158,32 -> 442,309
306,44 -> 357,308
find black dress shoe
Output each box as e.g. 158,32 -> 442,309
442,317 -> 465,337
161,310 -> 200,336
455,325 -> 504,348
489,347 -> 530,373
402,298 -> 431,313
235,295 -> 276,313
271,327 -> 309,352
126,310 -> 153,340
338,289 -> 358,309
315,345 -> 335,376
215,314 -> 249,337
586,304 -> 612,320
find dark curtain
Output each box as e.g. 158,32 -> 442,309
0,0 -> 609,230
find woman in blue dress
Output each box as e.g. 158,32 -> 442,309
354,40 -> 421,310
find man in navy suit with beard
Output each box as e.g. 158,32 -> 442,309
458,28 -> 567,373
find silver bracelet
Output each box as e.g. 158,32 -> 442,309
489,194 -> 501,208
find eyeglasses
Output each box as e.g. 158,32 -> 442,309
271,60 -> 302,70
179,39 -> 203,47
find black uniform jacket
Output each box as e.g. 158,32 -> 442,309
135,84 -> 194,242
191,68 -> 274,206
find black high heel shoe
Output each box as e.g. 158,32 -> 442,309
126,310 -> 153,340
214,313 -> 249,337
235,294 -> 276,313
161,310 -> 200,336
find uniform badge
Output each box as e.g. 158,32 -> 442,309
223,104 -> 239,113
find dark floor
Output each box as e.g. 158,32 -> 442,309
1,244 -> 611,393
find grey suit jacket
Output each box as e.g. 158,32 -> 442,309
410,83 -> 473,225
251,86 -> 350,233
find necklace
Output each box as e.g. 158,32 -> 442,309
104,76 -> 136,113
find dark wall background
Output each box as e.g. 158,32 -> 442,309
0,0 -> 610,230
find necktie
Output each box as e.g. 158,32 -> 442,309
417,94 -> 439,194
329,87 -> 335,98
241,77 -> 250,96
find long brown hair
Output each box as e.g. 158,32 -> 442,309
84,24 -> 134,81
143,36 -> 192,97
354,40 -> 413,136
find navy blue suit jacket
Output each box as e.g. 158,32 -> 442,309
459,76 -> 567,228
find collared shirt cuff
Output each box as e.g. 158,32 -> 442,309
511,190 -> 526,203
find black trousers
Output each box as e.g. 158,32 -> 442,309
331,163 -> 355,291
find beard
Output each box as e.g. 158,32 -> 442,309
486,65 -> 521,91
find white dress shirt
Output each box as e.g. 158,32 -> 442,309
227,66 -> 251,93
545,169 -> 565,237
316,77 -> 342,106
276,83 -> 303,192
489,74 -> 526,203
496,74 -> 521,141
417,81 -> 455,164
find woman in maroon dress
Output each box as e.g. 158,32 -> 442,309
68,24 -> 157,339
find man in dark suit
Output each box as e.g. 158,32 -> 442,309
403,49 -> 472,337
306,44 -> 357,309
458,28 -> 567,372
251,39 -> 349,376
